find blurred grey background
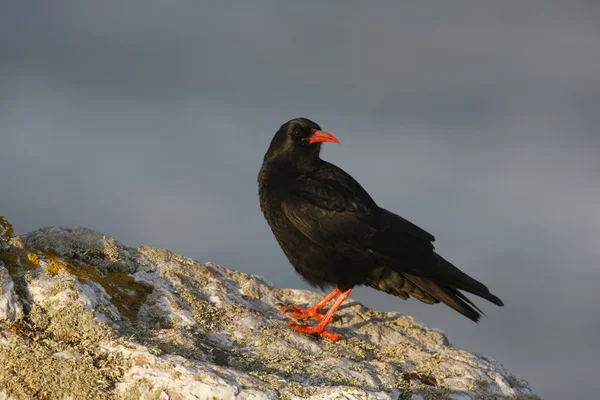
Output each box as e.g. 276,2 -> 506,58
1,2 -> 599,399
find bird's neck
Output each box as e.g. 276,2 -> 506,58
258,157 -> 322,193
262,156 -> 320,178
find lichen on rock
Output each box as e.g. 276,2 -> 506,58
0,217 -> 539,399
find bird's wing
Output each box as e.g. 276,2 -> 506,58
281,176 -> 378,248
312,161 -> 436,243
281,166 -> 502,305
280,169 -> 436,273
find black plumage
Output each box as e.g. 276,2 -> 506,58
258,118 -> 503,341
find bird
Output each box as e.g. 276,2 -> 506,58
258,117 -> 503,342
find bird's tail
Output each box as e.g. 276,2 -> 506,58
403,273 -> 487,322
368,260 -> 503,322
429,253 -> 504,307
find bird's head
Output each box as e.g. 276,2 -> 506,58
263,118 -> 339,167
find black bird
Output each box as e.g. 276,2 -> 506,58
258,118 -> 503,341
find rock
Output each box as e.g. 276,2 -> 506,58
0,265 -> 24,321
0,217 -> 539,399
0,217 -> 13,251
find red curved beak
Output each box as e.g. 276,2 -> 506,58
309,130 -> 340,145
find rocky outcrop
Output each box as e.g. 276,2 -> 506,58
0,217 -> 538,399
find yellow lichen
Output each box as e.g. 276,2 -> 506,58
45,255 -> 87,279
43,254 -> 149,321
98,272 -> 150,321
0,216 -> 14,237
46,257 -> 67,275
24,252 -> 39,270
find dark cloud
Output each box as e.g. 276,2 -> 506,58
1,2 -> 599,399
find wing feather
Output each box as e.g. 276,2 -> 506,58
279,163 -> 502,308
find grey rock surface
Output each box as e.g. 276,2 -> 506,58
0,217 -> 538,399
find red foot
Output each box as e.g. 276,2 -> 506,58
288,321 -> 339,342
279,304 -> 326,320
278,288 -> 352,343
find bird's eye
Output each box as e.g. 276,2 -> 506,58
293,129 -> 302,138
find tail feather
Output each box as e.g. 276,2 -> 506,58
418,253 -> 504,307
404,273 -> 485,322
453,289 -> 487,317
368,243 -> 504,308
367,267 -> 502,322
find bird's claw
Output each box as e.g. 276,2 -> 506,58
278,303 -> 327,321
278,303 -> 299,313
287,321 -> 340,342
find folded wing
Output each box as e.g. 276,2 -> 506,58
281,166 -> 503,321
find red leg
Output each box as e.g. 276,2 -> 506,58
288,288 -> 352,342
279,287 -> 340,320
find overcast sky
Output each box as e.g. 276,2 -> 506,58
1,2 -> 599,399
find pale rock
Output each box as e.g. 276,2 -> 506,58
0,265 -> 24,321
0,217 -> 12,251
0,219 -> 539,400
